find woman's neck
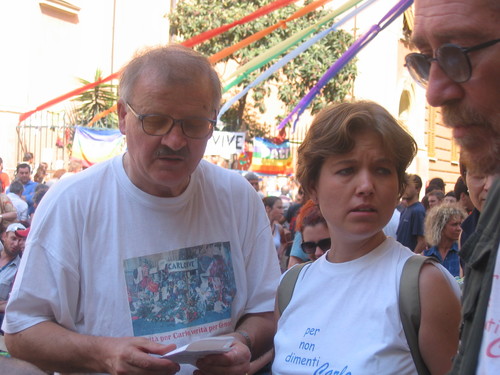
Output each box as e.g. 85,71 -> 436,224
327,231 -> 387,263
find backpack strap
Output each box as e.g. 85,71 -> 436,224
277,262 -> 311,315
399,255 -> 436,375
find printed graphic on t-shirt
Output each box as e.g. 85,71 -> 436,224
123,241 -> 236,342
279,326 -> 352,375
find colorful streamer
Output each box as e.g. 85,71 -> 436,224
209,0 -> 335,64
279,0 -> 414,130
18,0 -> 297,125
222,0 -> 365,92
86,104 -> 118,127
182,0 -> 299,47
217,0 -> 376,121
18,72 -> 121,123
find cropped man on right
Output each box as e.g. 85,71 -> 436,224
408,0 -> 500,373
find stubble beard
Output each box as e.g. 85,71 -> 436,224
442,103 -> 500,175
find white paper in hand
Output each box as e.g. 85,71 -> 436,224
162,336 -> 234,365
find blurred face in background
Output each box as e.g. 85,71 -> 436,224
441,215 -> 463,243
266,198 -> 284,223
16,167 -> 31,184
466,172 -> 496,212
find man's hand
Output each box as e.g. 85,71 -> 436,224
193,340 -> 251,375
98,336 -> 181,375
5,322 -> 181,375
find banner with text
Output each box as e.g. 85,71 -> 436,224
204,131 -> 246,158
250,137 -> 293,175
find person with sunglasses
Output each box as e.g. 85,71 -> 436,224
2,45 -> 281,375
297,199 -> 330,262
272,101 -> 461,375
410,1 -> 500,373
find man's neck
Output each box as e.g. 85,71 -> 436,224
0,251 -> 16,267
406,197 -> 419,206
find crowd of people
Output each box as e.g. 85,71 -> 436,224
0,0 -> 498,373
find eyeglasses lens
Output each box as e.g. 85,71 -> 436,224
405,54 -> 431,87
437,44 -> 471,83
183,118 -> 213,138
301,238 -> 331,254
143,115 -> 173,136
142,116 -> 212,138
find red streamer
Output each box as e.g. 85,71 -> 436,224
18,0 -> 298,125
182,0 -> 298,47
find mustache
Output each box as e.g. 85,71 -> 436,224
441,102 -> 490,129
155,147 -> 189,158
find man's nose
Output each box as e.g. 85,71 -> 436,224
425,63 -> 465,108
160,121 -> 188,150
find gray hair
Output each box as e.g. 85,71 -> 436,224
119,44 -> 221,111
424,204 -> 467,246
9,180 -> 24,195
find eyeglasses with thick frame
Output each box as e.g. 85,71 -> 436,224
300,238 -> 331,254
405,38 -> 500,88
126,102 -> 216,139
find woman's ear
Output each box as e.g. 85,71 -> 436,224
309,184 -> 319,204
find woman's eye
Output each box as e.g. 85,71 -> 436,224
377,167 -> 392,175
337,167 -> 354,175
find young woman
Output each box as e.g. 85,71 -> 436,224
272,101 -> 461,375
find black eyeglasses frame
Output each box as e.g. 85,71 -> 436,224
405,38 -> 500,87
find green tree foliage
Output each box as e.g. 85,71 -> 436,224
170,0 -> 357,136
72,69 -> 118,128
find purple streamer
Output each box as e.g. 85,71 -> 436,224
278,0 -> 414,131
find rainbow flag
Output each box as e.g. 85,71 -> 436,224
250,137 -> 293,175
71,126 -> 126,166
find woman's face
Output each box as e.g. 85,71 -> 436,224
302,222 -> 330,261
441,215 -> 463,243
267,199 -> 284,222
311,131 -> 399,244
466,173 -> 495,212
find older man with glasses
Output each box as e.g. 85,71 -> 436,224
3,45 -> 280,375
410,0 -> 500,373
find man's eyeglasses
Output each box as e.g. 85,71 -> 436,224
126,103 -> 216,139
405,39 -> 500,88
300,238 -> 331,254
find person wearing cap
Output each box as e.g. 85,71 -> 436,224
0,223 -> 26,328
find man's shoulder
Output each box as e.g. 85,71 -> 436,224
197,161 -> 248,187
408,201 -> 425,214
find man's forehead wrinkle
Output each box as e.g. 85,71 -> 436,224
412,1 -> 493,48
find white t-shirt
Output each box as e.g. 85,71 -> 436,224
477,242 -> 500,374
6,192 -> 28,221
3,155 -> 281,374
383,208 -> 401,238
273,237 -> 459,375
